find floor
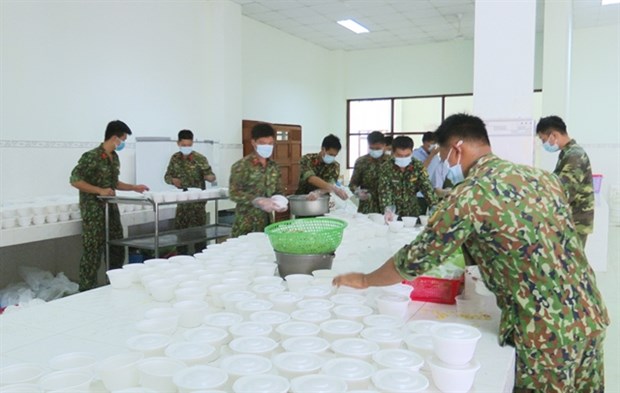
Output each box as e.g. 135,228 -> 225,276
596,225 -> 620,391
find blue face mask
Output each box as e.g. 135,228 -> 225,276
394,156 -> 412,168
369,149 -> 384,159
256,144 -> 273,159
543,141 -> 559,153
323,154 -> 336,164
444,141 -> 465,185
115,140 -> 125,152
180,146 -> 193,156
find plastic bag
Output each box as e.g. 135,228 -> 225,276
422,249 -> 466,279
0,266 -> 79,308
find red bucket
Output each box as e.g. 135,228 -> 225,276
593,174 -> 603,194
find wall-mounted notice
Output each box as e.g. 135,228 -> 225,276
485,118 -> 534,166
136,137 -> 220,192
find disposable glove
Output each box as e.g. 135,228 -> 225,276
354,188 -> 370,201
330,185 -> 349,201
384,205 -> 398,223
252,197 -> 279,213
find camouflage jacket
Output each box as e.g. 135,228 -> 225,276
164,151 -> 214,190
377,158 -> 438,216
70,144 -> 119,206
229,153 -> 283,235
393,154 -> 609,351
295,153 -> 340,195
554,139 -> 594,235
349,154 -> 389,213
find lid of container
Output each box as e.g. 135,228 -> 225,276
229,322 -> 272,337
268,291 -> 303,303
360,327 -> 403,342
330,293 -> 366,305
126,333 -> 170,350
375,293 -> 409,303
320,319 -> 364,334
221,355 -> 272,376
233,375 -> 290,393
273,352 -> 324,372
363,314 -> 404,328
331,338 -> 380,356
290,375 -> 347,393
405,334 -> 433,350
431,323 -> 481,341
281,337 -> 330,353
172,365 -> 228,389
333,304 -> 373,318
291,309 -> 331,323
300,285 -> 332,298
252,284 -> 285,295
406,320 -> 439,335
297,299 -> 334,310
221,290 -> 256,303
250,310 -> 291,325
427,355 -> 481,371
165,342 -> 215,359
203,312 -> 243,327
372,349 -> 424,370
322,358 -> 374,380
184,327 -> 229,343
371,369 -> 429,392
276,322 -> 320,336
229,337 -> 278,354
235,299 -> 273,312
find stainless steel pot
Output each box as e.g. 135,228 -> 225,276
274,251 -> 335,278
287,195 -> 329,217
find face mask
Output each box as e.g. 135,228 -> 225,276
543,138 -> 560,153
115,139 -> 125,152
256,144 -> 273,158
323,154 -> 336,164
180,146 -> 193,156
369,149 -> 384,159
394,156 -> 412,168
444,141 -> 465,184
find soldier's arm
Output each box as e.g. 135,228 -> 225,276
70,154 -> 113,196
229,161 -> 255,206
274,166 -> 285,195
117,181 -> 149,193
300,155 -> 334,192
71,180 -> 114,196
349,159 -> 363,192
377,165 -> 391,211
164,156 -> 177,186
554,153 -> 582,205
416,162 -> 439,208
200,156 -> 216,183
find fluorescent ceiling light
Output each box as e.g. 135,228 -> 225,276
602,0 -> 620,5
337,19 -> 369,34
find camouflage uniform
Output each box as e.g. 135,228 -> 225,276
229,153 -> 284,237
164,151 -> 215,254
377,158 -> 438,217
295,153 -> 340,195
70,144 -> 124,291
392,154 -> 609,392
348,154 -> 389,214
554,139 -> 594,246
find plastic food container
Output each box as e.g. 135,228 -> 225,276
276,322 -> 320,339
321,358 -> 374,390
291,309 -> 332,324
406,320 -> 440,335
430,323 -> 481,365
427,356 -> 481,393
374,293 -> 410,318
320,319 -> 364,341
330,338 -> 380,361
165,342 -> 218,365
290,375 -> 347,393
281,336 -> 330,354
203,312 -> 243,328
250,310 -> 291,326
229,322 -> 273,339
39,370 -> 92,392
360,327 -> 404,349
184,326 -> 230,346
137,357 -> 186,393
173,365 -> 228,393
272,352 -> 324,378
363,314 -> 405,329
297,298 -> 334,311
333,304 -> 373,322
98,352 -> 144,391
372,349 -> 424,371
233,374 -> 290,393
220,355 -> 273,384
126,334 -> 171,357
371,368 -> 429,393
229,336 -> 279,357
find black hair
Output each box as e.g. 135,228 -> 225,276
384,135 -> 393,146
367,131 -> 385,145
392,136 -> 414,151
422,132 -> 436,143
251,123 -> 276,140
435,114 -> 490,146
536,116 -> 567,135
104,120 -> 131,141
322,134 -> 342,151
178,129 -> 194,141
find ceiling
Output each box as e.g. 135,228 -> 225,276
230,0 -> 620,51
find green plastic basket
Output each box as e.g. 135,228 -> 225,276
264,218 -> 348,255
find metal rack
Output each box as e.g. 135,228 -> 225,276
99,195 -> 232,270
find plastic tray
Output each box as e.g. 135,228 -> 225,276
403,276 -> 463,305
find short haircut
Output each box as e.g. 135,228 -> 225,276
322,134 -> 342,151
392,136 -> 414,151
367,131 -> 385,145
536,116 -> 567,135
384,135 -> 393,146
435,114 -> 491,146
422,132 -> 436,143
178,129 -> 194,141
251,123 -> 276,140
104,120 -> 131,141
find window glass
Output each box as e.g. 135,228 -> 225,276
393,97 -> 442,133
444,95 -> 474,117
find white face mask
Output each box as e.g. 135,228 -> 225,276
256,144 -> 273,158
323,154 -> 336,164
179,146 -> 193,156
394,155 -> 412,168
369,149 -> 384,159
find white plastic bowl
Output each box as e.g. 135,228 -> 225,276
251,284 -> 285,299
165,342 -> 218,365
220,354 -> 272,383
291,309 -> 332,324
174,287 -> 207,302
430,323 -> 481,365
254,276 -> 284,286
173,365 -> 228,393
272,352 -> 324,378
39,370 -> 93,392
138,357 -> 186,392
427,356 -> 481,393
407,320 -> 440,335
32,215 -> 46,225
276,322 -> 320,340
321,358 -> 374,390
184,326 -> 230,346
372,349 -> 424,371
0,363 -> 46,385
419,215 -> 429,226
135,317 -> 178,336
374,293 -> 409,319
281,336 -> 330,354
254,262 -> 278,277
0,383 -> 42,392
268,292 -> 303,313
320,319 -> 364,341
371,368 -> 429,393
126,333 -> 171,357
311,269 -> 337,279
147,279 -> 177,302
203,312 -> 243,328
98,352 -> 144,391
363,314 -> 405,329
360,327 -> 404,349
402,216 -> 418,227
235,299 -> 274,319
404,333 -> 434,365
172,300 -> 209,328
229,322 -> 273,339
229,336 -> 279,356
249,310 -> 291,326
297,298 -> 334,311
330,293 -> 366,305
143,307 -> 179,320
284,274 -> 314,292
106,268 -> 133,289
333,304 -> 374,322
46,213 -> 59,223
17,216 -> 32,227
48,352 -> 97,375
290,375 -> 347,393
233,374 -> 289,393
2,217 -> 17,229
330,338 -> 380,361
299,285 -> 333,299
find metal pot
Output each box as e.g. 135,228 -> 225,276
287,195 -> 330,217
274,251 -> 335,278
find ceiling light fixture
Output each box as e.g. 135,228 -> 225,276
337,19 -> 370,34
602,0 -> 620,5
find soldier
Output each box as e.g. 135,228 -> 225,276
164,129 -> 216,254
295,134 -> 348,200
383,134 -> 393,156
412,131 -> 449,211
229,123 -> 286,237
334,114 -> 609,393
348,131 -> 388,214
70,120 -> 149,291
536,116 -> 594,247
378,136 -> 438,220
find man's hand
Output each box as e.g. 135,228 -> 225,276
332,273 -> 368,289
134,184 -> 150,193
98,188 -> 115,196
171,178 -> 182,188
354,189 -> 370,201
331,186 -> 349,200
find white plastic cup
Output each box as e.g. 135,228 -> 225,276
138,357 -> 187,393
106,269 -> 133,289
98,352 -> 144,391
173,300 -> 209,328
375,293 -> 410,319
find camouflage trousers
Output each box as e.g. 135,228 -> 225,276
357,196 -> 382,214
231,206 -> 270,238
79,202 -> 124,291
514,332 -> 605,393
174,202 -> 207,255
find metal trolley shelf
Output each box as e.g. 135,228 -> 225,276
99,195 -> 232,269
